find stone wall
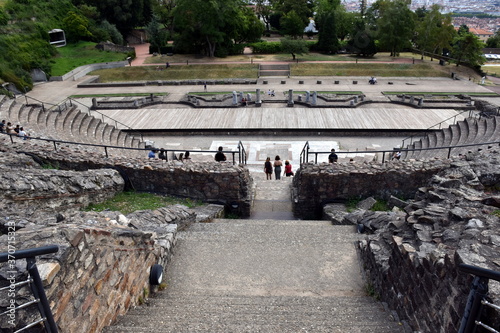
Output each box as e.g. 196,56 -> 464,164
292,160 -> 450,219
0,205 -> 194,333
353,149 -> 500,332
0,153 -> 125,215
1,143 -> 253,217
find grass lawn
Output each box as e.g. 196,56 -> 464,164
70,93 -> 168,98
90,64 -> 259,82
51,41 -> 129,76
144,51 -> 423,65
85,191 -> 202,215
291,63 -> 450,77
482,65 -> 500,77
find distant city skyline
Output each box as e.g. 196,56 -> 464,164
342,0 -> 500,15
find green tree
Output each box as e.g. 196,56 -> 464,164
173,0 -> 254,57
73,0 -> 151,36
376,0 -> 415,56
62,11 -> 93,42
271,0 -> 313,27
348,18 -> 377,57
255,0 -> 273,32
315,0 -> 342,53
151,0 -> 176,37
236,7 -> 265,43
452,32 -> 485,67
415,5 -> 455,59
486,30 -> 500,48
281,37 -> 308,60
280,10 -> 305,38
146,14 -> 167,53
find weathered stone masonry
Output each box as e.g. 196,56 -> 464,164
292,160 -> 451,219
293,151 -> 500,332
1,142 -> 253,217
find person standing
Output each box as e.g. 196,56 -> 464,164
284,160 -> 294,177
328,148 -> 338,163
273,155 -> 283,180
215,146 -> 226,162
264,157 -> 273,180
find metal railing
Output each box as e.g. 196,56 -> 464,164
401,110 -> 479,148
458,263 -> 500,333
1,132 -> 247,165
0,245 -> 59,333
299,140 -> 500,165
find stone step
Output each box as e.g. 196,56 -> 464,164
104,220 -> 403,333
106,295 -> 401,332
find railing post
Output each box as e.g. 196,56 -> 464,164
26,257 -> 59,333
104,146 -> 108,158
232,152 -> 236,165
448,147 -> 452,159
315,152 -> 318,164
53,141 -> 57,151
9,134 -> 14,143
458,276 -> 489,333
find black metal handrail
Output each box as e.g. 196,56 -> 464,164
237,141 -> 247,165
458,263 -> 500,333
0,245 -> 59,333
24,95 -> 144,142
401,110 -> 479,148
1,132 -> 246,165
299,140 -> 500,165
299,141 -> 310,164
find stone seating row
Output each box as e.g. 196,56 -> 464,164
403,116 -> 500,160
0,97 -> 144,158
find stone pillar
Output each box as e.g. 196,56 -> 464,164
232,91 -> 237,105
256,89 -> 262,107
402,94 -> 406,102
239,92 -> 244,103
92,98 -> 97,109
311,91 -> 317,106
409,96 -> 414,104
288,89 -> 294,106
418,98 -> 423,106
246,93 -> 252,102
354,96 -> 358,103
305,91 -> 310,103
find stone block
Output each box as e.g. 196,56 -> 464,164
38,262 -> 61,286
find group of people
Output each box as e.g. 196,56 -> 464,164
264,155 -> 293,180
0,120 -> 30,139
267,89 -> 275,97
148,149 -> 191,162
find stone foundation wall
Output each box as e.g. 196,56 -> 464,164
352,150 -> 500,332
0,206 -> 191,333
2,144 -> 253,217
292,160 -> 450,219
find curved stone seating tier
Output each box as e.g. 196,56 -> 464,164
0,97 -> 144,158
405,116 -> 500,160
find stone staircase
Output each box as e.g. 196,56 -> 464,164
403,116 -> 500,160
259,64 -> 290,77
103,173 -> 405,333
0,96 -> 144,157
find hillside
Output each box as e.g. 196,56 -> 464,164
0,0 -> 77,90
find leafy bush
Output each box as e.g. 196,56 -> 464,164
248,41 -> 283,54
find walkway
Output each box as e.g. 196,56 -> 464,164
104,219 -> 405,333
